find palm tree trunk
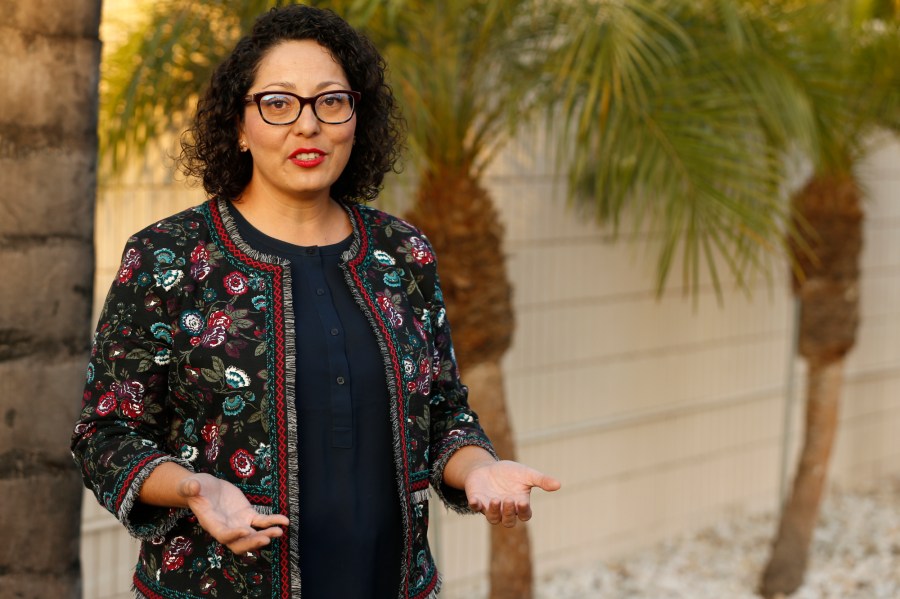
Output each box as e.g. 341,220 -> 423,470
0,2 -> 101,597
406,166 -> 532,599
760,357 -> 842,596
760,172 -> 862,597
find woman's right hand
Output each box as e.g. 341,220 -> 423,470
177,473 -> 290,555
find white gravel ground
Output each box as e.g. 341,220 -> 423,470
536,477 -> 900,599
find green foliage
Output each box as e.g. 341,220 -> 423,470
101,0 -> 286,173
554,0 -> 900,295
99,0 -> 900,298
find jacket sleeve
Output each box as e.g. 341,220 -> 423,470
71,236 -> 193,540
422,242 -> 499,513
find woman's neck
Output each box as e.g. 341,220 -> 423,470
232,186 -> 352,247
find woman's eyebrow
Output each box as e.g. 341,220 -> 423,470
259,80 -> 347,91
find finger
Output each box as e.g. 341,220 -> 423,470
468,493 -> 487,513
501,500 -> 517,528
252,513 -> 290,528
256,526 -> 285,539
484,499 -> 502,525
533,473 -> 562,492
215,525 -> 258,546
516,499 -> 533,522
177,477 -> 202,499
227,534 -> 271,555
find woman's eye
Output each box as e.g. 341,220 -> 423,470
262,96 -> 293,110
320,94 -> 346,107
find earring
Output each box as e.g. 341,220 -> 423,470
239,140 -> 249,152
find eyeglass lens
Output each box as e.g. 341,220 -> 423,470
258,92 -> 355,124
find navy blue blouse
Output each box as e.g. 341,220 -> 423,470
231,207 -> 401,598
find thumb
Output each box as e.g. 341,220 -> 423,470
532,472 -> 562,492
178,476 -> 202,499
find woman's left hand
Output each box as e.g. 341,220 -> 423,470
464,459 -> 561,527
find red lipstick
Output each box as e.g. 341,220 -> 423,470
289,147 -> 326,168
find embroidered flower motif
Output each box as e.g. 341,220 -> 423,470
200,422 -> 220,443
161,536 -> 193,573
116,247 -> 142,284
184,365 -> 201,383
116,266 -> 134,284
180,445 -> 198,462
121,400 -> 144,418
188,242 -> 211,281
374,250 -> 395,265
191,262 -> 212,282
122,247 -> 142,268
376,290 -> 404,327
222,395 -> 245,416
154,348 -> 171,365
190,243 -> 209,264
198,324 -> 227,348
402,355 -> 416,380
407,237 -> 435,265
95,392 -> 116,416
208,310 -> 232,329
383,270 -> 402,288
180,310 -> 205,336
137,272 -> 153,286
223,271 -> 249,295
254,443 -> 273,471
155,269 -> 184,291
154,248 -> 176,265
183,418 -> 196,440
107,342 -> 125,361
85,363 -> 94,384
251,295 -> 267,311
191,557 -> 206,573
111,379 -> 144,403
230,449 -> 256,478
144,293 -> 161,311
199,575 -> 217,593
224,366 -> 250,389
200,421 -> 223,462
247,273 -> 266,291
150,322 -> 173,344
202,287 -> 217,302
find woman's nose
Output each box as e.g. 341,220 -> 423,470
291,103 -> 321,136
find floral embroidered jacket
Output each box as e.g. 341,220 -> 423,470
71,198 -> 496,599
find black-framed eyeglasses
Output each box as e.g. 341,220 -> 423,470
243,90 -> 361,125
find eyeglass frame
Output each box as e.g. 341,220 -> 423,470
243,90 -> 362,125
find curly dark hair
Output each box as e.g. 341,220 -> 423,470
179,5 -> 404,204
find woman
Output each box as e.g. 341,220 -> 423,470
72,5 -> 559,598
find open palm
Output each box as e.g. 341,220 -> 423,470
464,460 -> 561,528
178,473 -> 289,554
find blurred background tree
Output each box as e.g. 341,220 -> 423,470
754,1 -> 900,595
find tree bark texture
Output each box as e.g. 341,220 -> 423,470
760,358 -> 843,597
760,173 -> 862,598
406,167 -> 532,599
0,1 -> 101,597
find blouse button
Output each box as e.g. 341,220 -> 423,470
330,328 -> 339,336
336,376 -> 346,385
316,288 -> 326,296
